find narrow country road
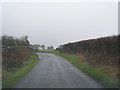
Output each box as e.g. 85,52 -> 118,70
14,52 -> 102,88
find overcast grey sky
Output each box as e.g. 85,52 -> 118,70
1,1 -> 118,48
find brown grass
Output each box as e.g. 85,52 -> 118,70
2,47 -> 34,80
76,53 -> 118,78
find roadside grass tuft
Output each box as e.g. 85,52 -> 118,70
46,51 -> 118,88
3,54 -> 39,88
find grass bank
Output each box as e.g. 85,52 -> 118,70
41,50 -> 118,88
2,54 -> 39,88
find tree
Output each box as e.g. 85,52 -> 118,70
49,46 -> 54,50
2,35 -> 30,49
2,35 -> 15,48
47,46 -> 50,50
47,45 -> 54,50
20,36 -> 29,46
41,45 -> 45,50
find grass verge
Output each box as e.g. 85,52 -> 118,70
42,50 -> 118,88
2,54 -> 39,88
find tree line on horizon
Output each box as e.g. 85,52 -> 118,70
33,44 -> 54,51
